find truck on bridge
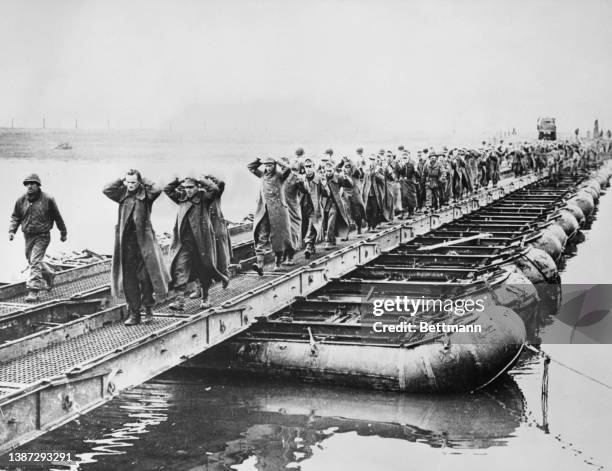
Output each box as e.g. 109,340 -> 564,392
537,117 -> 557,140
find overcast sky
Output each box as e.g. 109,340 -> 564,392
1,0 -> 611,138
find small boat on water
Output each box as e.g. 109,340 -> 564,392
195,272 -> 528,393
54,142 -> 72,150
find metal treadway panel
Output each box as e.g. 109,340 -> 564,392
4,272 -> 111,306
155,230 -> 377,315
0,317 -> 179,385
0,229 -> 253,318
0,173 -> 542,455
0,303 -> 29,316
156,274 -> 279,315
0,387 -> 16,399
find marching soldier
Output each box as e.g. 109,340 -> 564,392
301,158 -> 325,258
165,176 -> 229,310
362,157 -> 386,231
321,162 -> 353,248
340,158 -> 366,233
398,153 -> 419,216
424,154 -> 441,210
103,170 -> 170,325
282,159 -> 304,265
247,157 -> 293,274
204,174 -> 232,284
9,174 -> 67,302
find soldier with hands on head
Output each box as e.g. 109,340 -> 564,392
103,169 -> 170,325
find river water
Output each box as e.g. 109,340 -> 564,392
2,130 -> 612,470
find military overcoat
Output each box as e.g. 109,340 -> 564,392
164,179 -> 228,286
247,160 -> 293,253
103,178 -> 170,299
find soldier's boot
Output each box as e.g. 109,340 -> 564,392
304,243 -> 313,259
283,250 -> 295,265
25,290 -> 39,303
189,285 -> 202,299
221,274 -> 230,289
43,270 -> 56,291
169,294 -> 186,311
142,306 -> 154,324
200,297 -> 212,309
124,309 -> 141,326
273,253 -> 283,271
252,255 -> 265,276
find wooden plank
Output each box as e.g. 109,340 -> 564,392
416,233 -> 493,251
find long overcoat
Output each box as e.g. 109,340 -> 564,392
302,174 -> 325,242
398,161 -> 418,210
450,160 -> 462,199
348,167 -> 366,220
164,179 -> 228,286
457,156 -> 473,193
324,175 -> 353,240
388,162 -> 403,212
362,169 -> 389,221
103,178 -> 170,299
247,160 -> 293,253
465,154 -> 479,189
337,161 -> 366,222
382,167 -> 395,219
487,153 -> 500,185
206,176 -> 232,278
283,172 -> 304,250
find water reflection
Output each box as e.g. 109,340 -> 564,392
28,374 -> 524,470
41,390 -> 172,470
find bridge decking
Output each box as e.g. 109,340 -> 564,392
0,175 -> 535,453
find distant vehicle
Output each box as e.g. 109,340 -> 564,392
537,117 -> 556,140
54,142 -> 72,150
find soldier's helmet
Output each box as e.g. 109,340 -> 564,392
23,173 -> 41,186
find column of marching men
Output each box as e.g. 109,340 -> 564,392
247,140 -> 608,274
7,139 -> 610,326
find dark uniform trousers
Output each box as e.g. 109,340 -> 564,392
173,222 -> 213,299
25,232 -> 54,291
303,219 -> 318,252
366,192 -> 381,229
122,219 -> 154,313
427,186 -> 440,210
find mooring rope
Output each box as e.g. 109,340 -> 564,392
524,343 -> 612,392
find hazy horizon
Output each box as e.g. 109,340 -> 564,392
2,0 -> 611,140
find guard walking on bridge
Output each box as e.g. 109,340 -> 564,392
8,173 -> 67,302
103,170 -> 170,325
